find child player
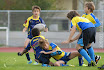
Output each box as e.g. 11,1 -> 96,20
77,1 -> 101,65
23,5 -> 48,64
39,38 -> 82,66
62,11 -> 96,66
18,28 -> 52,67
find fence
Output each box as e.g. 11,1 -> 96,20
0,10 -> 104,48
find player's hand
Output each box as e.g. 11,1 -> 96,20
61,40 -> 69,44
17,52 -> 22,56
40,51 -> 47,54
70,39 -> 74,43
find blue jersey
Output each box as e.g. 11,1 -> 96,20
71,16 -> 95,31
82,13 -> 101,27
25,35 -> 45,59
23,15 -> 46,39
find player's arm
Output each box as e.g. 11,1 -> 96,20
41,19 -> 48,32
18,42 -> 31,56
94,17 -> 101,27
70,30 -> 82,42
23,27 -> 28,32
62,26 -> 76,44
40,47 -> 57,54
23,19 -> 29,32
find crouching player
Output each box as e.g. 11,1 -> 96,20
18,28 -> 53,67
62,11 -> 96,66
39,38 -> 83,66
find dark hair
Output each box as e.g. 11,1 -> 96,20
85,2 -> 95,12
67,11 -> 80,20
31,28 -> 40,37
32,5 -> 41,11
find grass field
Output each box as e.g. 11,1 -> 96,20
0,52 -> 104,70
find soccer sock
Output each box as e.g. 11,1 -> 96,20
78,56 -> 83,66
25,52 -> 30,61
87,46 -> 95,62
78,48 -> 91,63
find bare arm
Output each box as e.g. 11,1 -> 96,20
40,47 -> 57,54
23,27 -> 27,32
44,27 -> 48,32
71,30 -> 82,42
62,26 -> 76,44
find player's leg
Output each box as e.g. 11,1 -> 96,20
54,60 -> 65,66
77,35 -> 84,66
86,27 -> 96,62
76,44 -> 92,64
24,38 -> 32,64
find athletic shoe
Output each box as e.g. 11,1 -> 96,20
27,60 -> 32,64
33,61 -> 39,65
88,61 -> 96,66
50,50 -> 62,56
95,55 -> 101,65
42,64 -> 51,67
98,65 -> 104,70
60,64 -> 69,66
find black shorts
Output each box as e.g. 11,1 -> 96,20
82,27 -> 96,47
37,54 -> 51,64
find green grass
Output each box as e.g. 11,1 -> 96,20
0,52 -> 104,70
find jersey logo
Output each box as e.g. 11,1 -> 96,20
25,20 -> 27,24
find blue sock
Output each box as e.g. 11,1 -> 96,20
78,56 -> 83,66
87,46 -> 95,62
78,48 -> 91,63
25,52 -> 30,61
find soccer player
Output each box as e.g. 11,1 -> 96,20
77,1 -> 101,65
39,38 -> 82,66
62,11 -> 96,66
22,5 -> 48,64
18,28 -> 52,67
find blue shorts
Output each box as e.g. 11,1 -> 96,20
59,52 -> 71,64
77,34 -> 84,46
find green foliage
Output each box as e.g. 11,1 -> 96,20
0,52 -> 104,70
0,0 -> 56,10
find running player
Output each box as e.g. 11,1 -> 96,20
23,5 -> 48,64
62,11 -> 96,66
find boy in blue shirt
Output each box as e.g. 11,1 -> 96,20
23,5 -> 48,64
62,11 -> 96,66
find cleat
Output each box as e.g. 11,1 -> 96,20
33,61 -> 39,65
98,65 -> 104,70
42,64 -> 51,67
27,60 -> 32,64
95,55 -> 101,65
50,50 -> 62,56
88,61 -> 96,67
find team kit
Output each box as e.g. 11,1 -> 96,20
17,2 -> 103,68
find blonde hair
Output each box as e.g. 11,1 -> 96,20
38,38 -> 48,48
85,2 -> 95,12
32,5 -> 41,11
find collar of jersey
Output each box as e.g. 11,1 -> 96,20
85,12 -> 92,15
32,15 -> 39,20
32,35 -> 41,39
